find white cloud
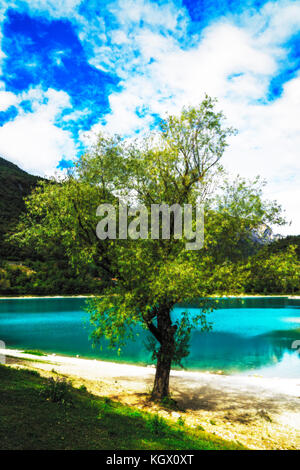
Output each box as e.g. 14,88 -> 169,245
0,90 -> 18,110
62,108 -> 90,122
248,0 -> 300,45
223,73 -> 300,235
108,0 -> 185,31
0,87 -> 77,176
83,19 -> 278,138
17,0 -> 82,19
82,2 -> 281,134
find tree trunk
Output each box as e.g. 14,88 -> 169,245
151,343 -> 172,399
150,305 -> 176,400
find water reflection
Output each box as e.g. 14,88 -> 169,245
184,330 -> 298,374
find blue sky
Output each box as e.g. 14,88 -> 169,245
0,0 -> 299,234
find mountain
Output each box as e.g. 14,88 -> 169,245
251,223 -> 300,258
0,157 -> 42,259
251,223 -> 284,245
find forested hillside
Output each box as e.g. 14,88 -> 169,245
0,157 -> 41,259
0,157 -> 104,295
266,234 -> 300,259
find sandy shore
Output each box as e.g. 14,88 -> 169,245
1,348 -> 299,450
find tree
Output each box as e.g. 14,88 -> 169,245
245,245 -> 300,294
14,96 -> 285,399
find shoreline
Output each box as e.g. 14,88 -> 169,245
0,294 -> 300,300
1,347 -> 299,397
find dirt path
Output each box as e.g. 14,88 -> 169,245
2,348 -> 300,450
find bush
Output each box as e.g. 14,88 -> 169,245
39,377 -> 73,406
177,416 -> 185,427
146,413 -> 168,437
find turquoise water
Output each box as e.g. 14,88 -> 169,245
0,297 -> 299,377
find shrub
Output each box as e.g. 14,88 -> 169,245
177,416 -> 185,427
40,377 -> 73,406
146,413 -> 168,437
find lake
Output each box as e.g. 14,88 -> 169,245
0,297 -> 299,377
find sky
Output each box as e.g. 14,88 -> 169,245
0,0 -> 299,235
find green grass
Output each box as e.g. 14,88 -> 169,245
0,365 -> 246,450
22,350 -> 46,356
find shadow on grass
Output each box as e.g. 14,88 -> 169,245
0,365 -> 245,450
